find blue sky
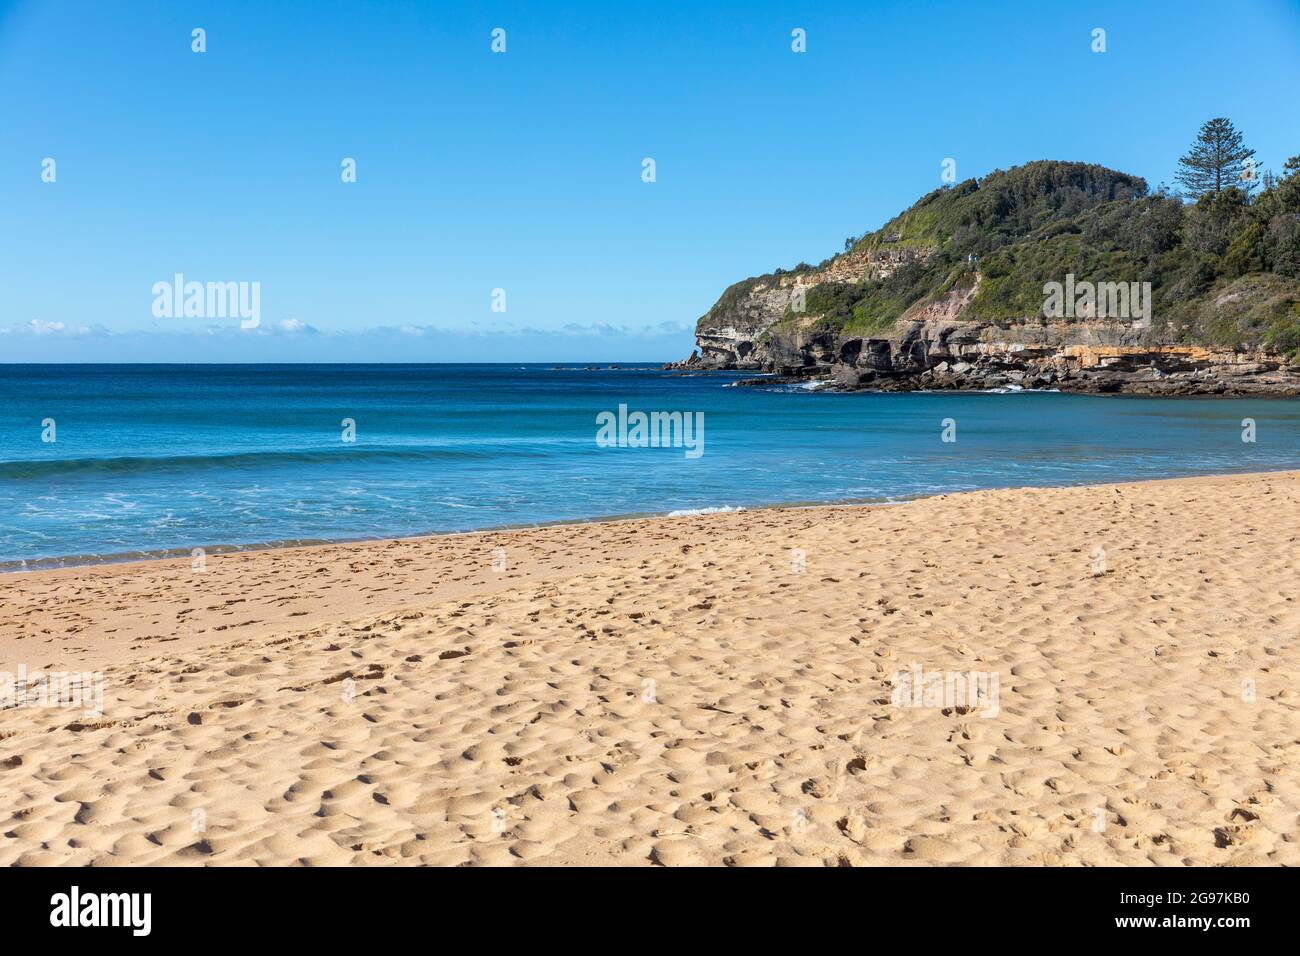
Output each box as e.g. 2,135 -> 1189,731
2,0 -> 1299,362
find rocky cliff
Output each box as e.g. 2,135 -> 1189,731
690,248 -> 923,369
671,160 -> 1300,395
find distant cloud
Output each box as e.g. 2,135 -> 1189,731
270,318 -> 316,334
147,319 -> 322,337
385,320 -> 692,339
4,317 -> 685,341
6,319 -> 104,337
0,317 -> 694,363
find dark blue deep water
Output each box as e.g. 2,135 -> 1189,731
2,363 -> 1298,568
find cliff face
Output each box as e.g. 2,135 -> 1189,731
672,160 -> 1300,395
680,271 -> 1300,394
691,248 -> 926,369
828,317 -> 1300,395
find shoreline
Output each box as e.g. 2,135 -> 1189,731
7,463 -> 1300,575
3,465 -> 1297,666
0,499 -> 867,575
730,374 -> 1294,397
3,467 -> 1299,864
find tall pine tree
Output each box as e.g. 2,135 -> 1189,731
1175,118 -> 1256,199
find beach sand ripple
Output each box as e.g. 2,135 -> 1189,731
2,472 -> 1298,866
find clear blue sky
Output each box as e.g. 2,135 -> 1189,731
3,0 -> 1299,362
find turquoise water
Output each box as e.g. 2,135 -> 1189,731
1,363 -> 1298,569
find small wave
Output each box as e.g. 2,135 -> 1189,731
0,444 -> 552,480
665,505 -> 745,517
725,377 -> 830,393
981,385 -> 1062,394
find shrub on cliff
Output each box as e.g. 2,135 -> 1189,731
707,149 -> 1300,356
699,154 -> 1300,352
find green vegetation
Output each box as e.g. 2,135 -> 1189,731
1176,117 -> 1256,199
699,126 -> 1300,353
854,161 -> 1147,255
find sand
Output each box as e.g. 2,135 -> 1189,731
2,470 -> 1299,866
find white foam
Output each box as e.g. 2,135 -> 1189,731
666,505 -> 745,517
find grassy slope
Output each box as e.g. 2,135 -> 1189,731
698,159 -> 1300,353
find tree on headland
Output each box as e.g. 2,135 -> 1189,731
1282,155 -> 1300,202
1176,118 -> 1256,199
1265,155 -> 1300,278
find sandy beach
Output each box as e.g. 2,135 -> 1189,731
2,470 -> 1298,866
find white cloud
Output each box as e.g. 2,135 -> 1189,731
11,319 -> 102,337
381,321 -> 691,339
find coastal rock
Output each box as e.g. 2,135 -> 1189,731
671,160 -> 1300,396
680,304 -> 1300,396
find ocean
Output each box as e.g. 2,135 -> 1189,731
1,363 -> 1298,569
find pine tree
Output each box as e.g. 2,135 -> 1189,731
1175,118 -> 1256,199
